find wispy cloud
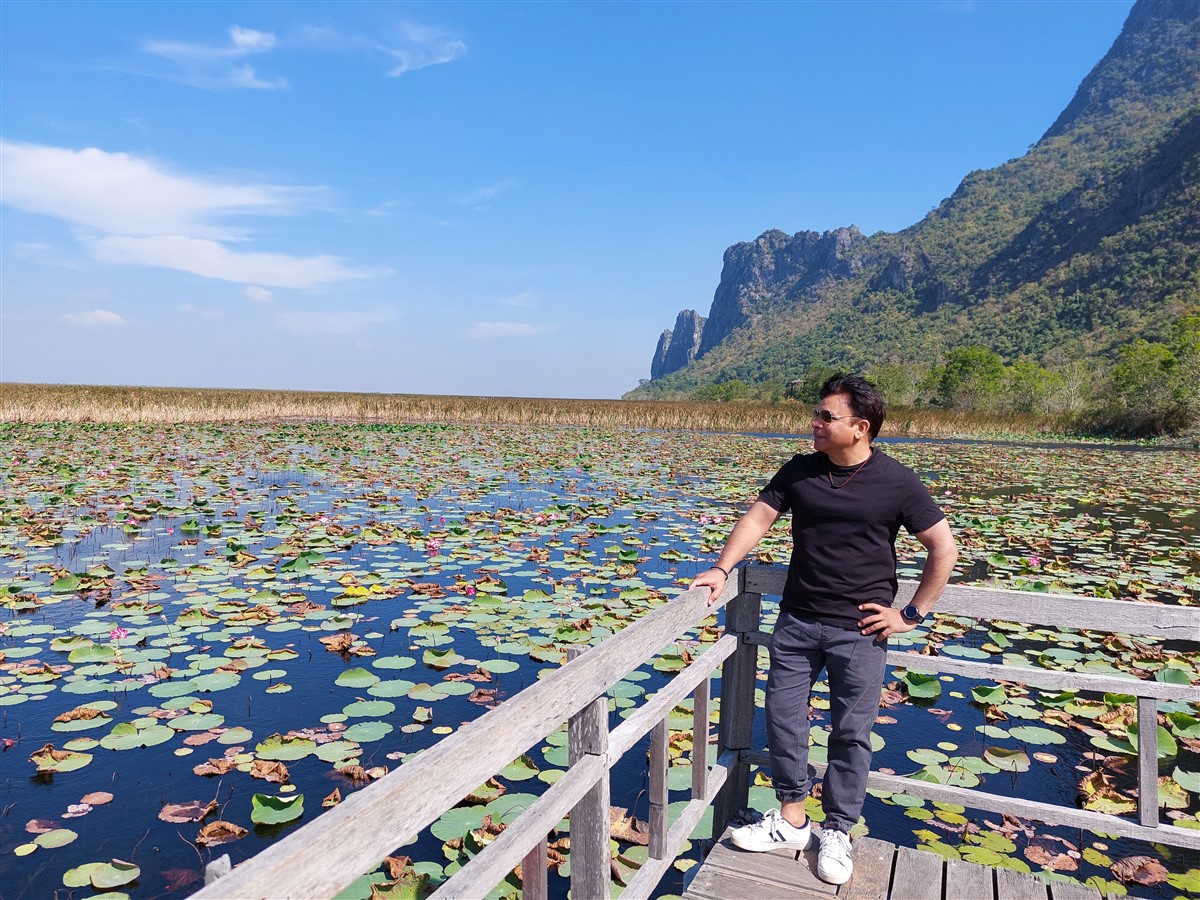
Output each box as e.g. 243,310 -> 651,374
143,26 -> 287,91
92,235 -> 368,289
380,22 -> 467,77
466,321 -> 553,341
245,285 -> 274,303
275,310 -> 391,335
296,20 -> 467,78
63,309 -> 125,327
0,141 -> 374,290
458,179 -> 517,206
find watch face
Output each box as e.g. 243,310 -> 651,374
903,604 -> 923,622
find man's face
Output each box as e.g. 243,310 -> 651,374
811,392 -> 864,454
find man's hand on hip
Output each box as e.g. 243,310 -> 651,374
856,603 -> 916,639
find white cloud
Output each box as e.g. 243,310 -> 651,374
92,235 -> 370,289
0,141 -> 307,238
382,22 -> 467,77
245,285 -> 274,303
63,309 -> 125,327
275,310 -> 391,335
142,26 -> 286,91
1,141 -> 375,290
458,179 -> 517,205
466,321 -> 553,340
145,26 -> 277,61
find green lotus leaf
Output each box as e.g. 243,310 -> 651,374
343,700 -> 395,718
51,574 -> 83,593
430,805 -> 487,842
170,713 -> 225,731
368,679 -> 417,698
1007,725 -> 1067,745
190,672 -> 241,693
372,656 -> 416,670
422,648 -> 464,670
316,741 -> 362,764
1129,722 -> 1178,758
255,734 -> 317,761
478,659 -> 519,675
982,746 -> 1030,772
899,671 -> 941,699
970,684 -> 1006,704
30,744 -> 93,773
499,754 -> 539,781
250,792 -> 304,825
335,667 -> 380,688
33,828 -> 77,848
342,720 -> 394,743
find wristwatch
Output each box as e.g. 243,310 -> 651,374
901,604 -> 926,624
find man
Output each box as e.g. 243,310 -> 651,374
690,374 -> 957,885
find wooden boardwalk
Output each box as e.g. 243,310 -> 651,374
683,826 -> 1106,900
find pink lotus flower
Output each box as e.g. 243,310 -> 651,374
110,627 -> 128,641
465,586 -> 476,597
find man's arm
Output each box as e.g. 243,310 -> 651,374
858,517 -> 958,639
689,499 -> 782,605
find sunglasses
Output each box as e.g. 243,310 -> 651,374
812,408 -> 861,424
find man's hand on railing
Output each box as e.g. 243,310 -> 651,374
690,567 -> 729,606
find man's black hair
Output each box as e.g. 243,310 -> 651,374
820,374 -> 885,440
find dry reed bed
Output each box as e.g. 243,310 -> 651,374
1,383 -> 1054,437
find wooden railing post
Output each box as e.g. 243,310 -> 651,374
711,570 -> 762,840
1137,697 -> 1160,828
568,663 -> 611,900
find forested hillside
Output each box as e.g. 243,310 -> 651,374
631,0 -> 1199,433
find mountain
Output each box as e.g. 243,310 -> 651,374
631,0 -> 1200,397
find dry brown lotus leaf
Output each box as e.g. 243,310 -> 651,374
250,759 -> 290,784
410,582 -> 446,597
1024,844 -> 1078,871
445,668 -> 492,683
195,820 -> 248,847
215,659 -> 248,674
1111,855 -> 1169,885
81,792 -> 114,806
53,707 -> 107,723
183,732 -> 221,746
468,688 -> 500,708
193,757 -> 238,777
161,868 -> 203,891
26,819 -> 59,834
30,743 -> 72,764
320,633 -> 357,653
322,788 -> 342,808
190,699 -> 214,713
609,807 -> 649,846
383,856 -> 412,879
159,799 -> 218,823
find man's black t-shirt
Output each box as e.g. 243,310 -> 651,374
757,447 -> 946,629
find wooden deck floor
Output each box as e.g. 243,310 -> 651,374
682,827 -> 1106,900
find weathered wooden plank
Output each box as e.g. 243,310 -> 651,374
1137,696 -> 1160,828
838,836 -> 895,900
193,579 -> 738,899
994,864 -> 1048,899
693,676 -> 711,801
427,753 -> 606,899
711,583 -> 762,841
698,827 -> 835,896
741,568 -> 1200,640
888,845 -> 943,900
649,718 -> 669,860
569,693 -> 611,900
683,866 -> 833,900
886,651 -> 1200,702
945,856 -> 995,900
1047,879 -> 1102,900
520,839 -> 547,900
742,752 -> 1200,852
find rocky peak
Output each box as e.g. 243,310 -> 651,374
651,310 -> 707,379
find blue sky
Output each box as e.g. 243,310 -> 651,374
1,0 -> 1134,399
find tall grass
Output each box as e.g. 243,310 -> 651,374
0,382 -> 1070,438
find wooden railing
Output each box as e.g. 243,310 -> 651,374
196,566 -> 1200,899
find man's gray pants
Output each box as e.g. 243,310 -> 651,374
766,609 -> 888,833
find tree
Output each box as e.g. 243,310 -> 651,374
1110,339 -> 1176,412
938,347 -> 1006,409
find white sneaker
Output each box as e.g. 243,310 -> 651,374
816,828 -> 853,884
730,809 -> 811,852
